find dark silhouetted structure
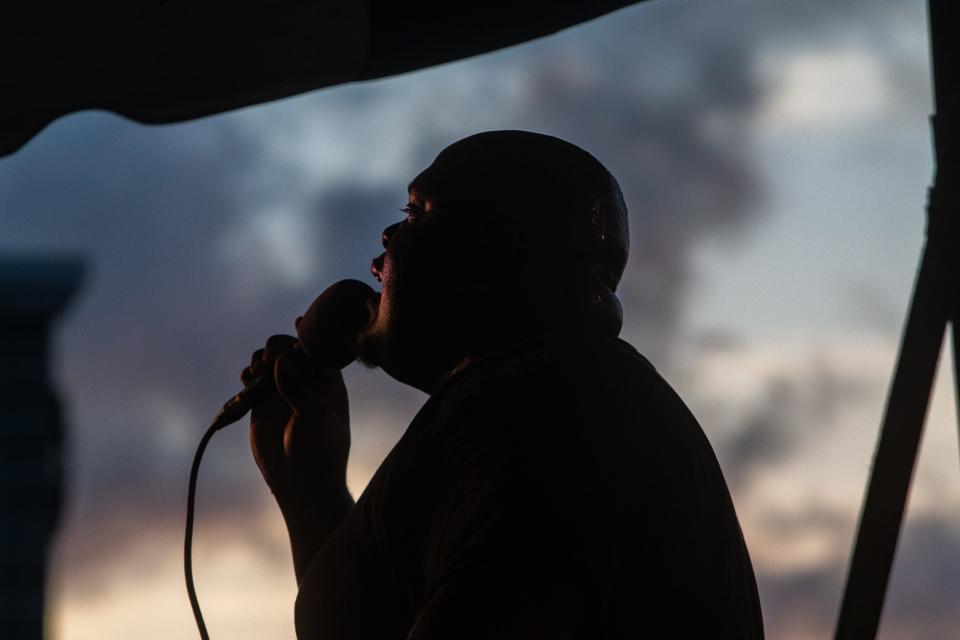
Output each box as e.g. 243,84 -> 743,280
0,1 -> 641,157
834,2 -> 960,638
0,256 -> 83,639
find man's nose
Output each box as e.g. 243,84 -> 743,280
382,222 -> 402,248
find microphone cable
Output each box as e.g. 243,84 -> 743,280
184,419 -> 221,640
184,377 -> 268,639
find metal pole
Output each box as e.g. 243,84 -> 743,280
834,1 -> 959,637
833,208 -> 954,639
953,318 -> 960,462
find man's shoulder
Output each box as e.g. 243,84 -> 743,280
439,334 -> 654,402
431,334 -> 679,429
419,333 -> 696,465
421,333 -> 715,486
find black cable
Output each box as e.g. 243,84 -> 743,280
184,379 -> 266,639
184,421 -> 221,640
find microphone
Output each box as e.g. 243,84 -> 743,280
209,279 -> 377,431
188,279 -> 377,638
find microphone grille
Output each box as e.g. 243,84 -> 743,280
296,279 -> 376,370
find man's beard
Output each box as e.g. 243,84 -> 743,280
355,327 -> 386,370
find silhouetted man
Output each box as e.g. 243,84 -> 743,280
242,130 -> 764,638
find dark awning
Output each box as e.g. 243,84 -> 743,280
2,0 -> 640,156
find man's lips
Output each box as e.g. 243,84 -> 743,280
370,254 -> 385,283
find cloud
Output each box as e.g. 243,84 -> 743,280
754,514 -> 960,640
840,277 -> 905,336
758,48 -> 894,131
691,339 -> 881,490
687,331 -> 957,638
883,516 -> 960,638
217,206 -> 320,296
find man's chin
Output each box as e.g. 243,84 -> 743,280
356,328 -> 423,388
356,329 -> 386,370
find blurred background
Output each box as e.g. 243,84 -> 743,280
2,0 -> 957,637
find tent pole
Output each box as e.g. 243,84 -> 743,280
833,204 -> 953,640
954,317 -> 960,463
833,1 -> 958,637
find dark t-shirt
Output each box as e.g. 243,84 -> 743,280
296,335 -> 764,638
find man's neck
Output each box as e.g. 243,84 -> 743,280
418,354 -> 475,395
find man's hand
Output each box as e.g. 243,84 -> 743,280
242,334 -> 354,581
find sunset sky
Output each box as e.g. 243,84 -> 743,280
2,0 -> 958,638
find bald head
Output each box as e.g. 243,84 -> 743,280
411,130 -> 629,292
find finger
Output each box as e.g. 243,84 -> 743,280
264,334 -> 297,364
250,348 -> 269,377
241,366 -> 255,386
274,350 -> 321,418
249,399 -> 290,485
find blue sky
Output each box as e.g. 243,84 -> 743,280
2,0 -> 956,638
